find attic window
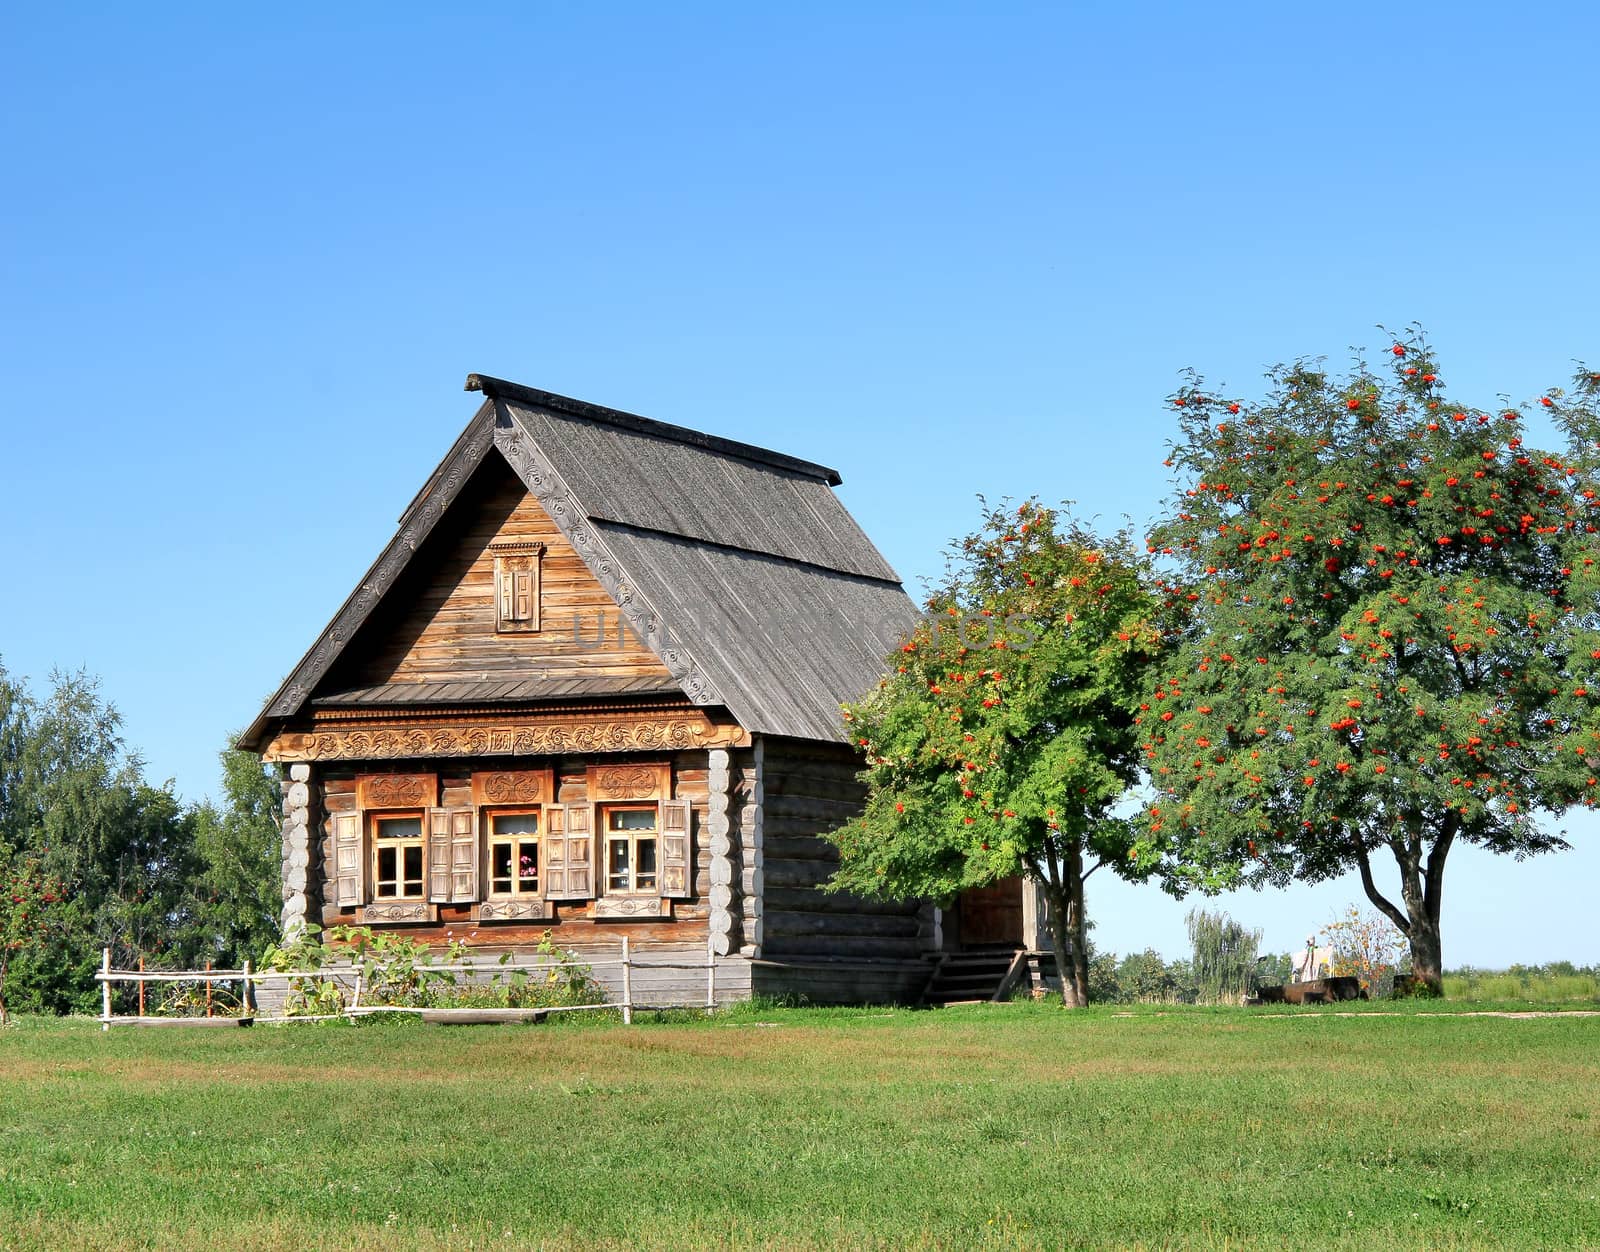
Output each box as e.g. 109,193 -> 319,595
492,540 -> 544,633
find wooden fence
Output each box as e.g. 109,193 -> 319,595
95,936 -> 718,1030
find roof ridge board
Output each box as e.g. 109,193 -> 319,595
467,374 -> 843,487
586,515 -> 907,587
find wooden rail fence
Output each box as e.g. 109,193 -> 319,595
95,936 -> 719,1029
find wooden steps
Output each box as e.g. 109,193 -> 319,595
923,948 -> 1025,1006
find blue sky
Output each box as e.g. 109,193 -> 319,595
3,3 -> 1597,966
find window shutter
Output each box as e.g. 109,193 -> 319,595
494,547 -> 542,633
541,803 -> 567,900
449,808 -> 477,902
333,812 -> 363,907
562,803 -> 594,900
513,569 -> 535,624
659,799 -> 692,898
428,809 -> 453,902
498,560 -> 516,624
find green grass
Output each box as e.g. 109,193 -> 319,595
1443,970 -> 1600,1003
1,1002 -> 1597,1250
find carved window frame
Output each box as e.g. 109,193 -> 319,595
600,804 -> 660,896
356,774 -> 438,907
370,811 -> 428,901
472,769 -> 553,904
583,763 -> 691,908
484,807 -> 543,899
493,539 -> 544,634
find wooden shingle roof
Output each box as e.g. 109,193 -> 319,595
240,377 -> 920,750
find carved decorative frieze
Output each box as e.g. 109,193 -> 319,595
592,896 -> 671,919
263,716 -> 745,762
591,763 -> 668,802
360,902 -> 436,924
472,769 -> 553,808
478,898 -> 552,923
357,773 -> 437,810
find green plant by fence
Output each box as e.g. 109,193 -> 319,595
94,928 -> 719,1029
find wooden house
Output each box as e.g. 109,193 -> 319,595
241,374 -> 1035,1006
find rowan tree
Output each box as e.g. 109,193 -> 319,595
1142,330 -> 1600,993
825,501 -> 1162,1007
0,854 -> 68,1025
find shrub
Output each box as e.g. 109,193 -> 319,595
259,925 -> 604,1015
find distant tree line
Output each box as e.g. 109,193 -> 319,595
0,662 -> 278,1016
1084,907 -> 1283,1006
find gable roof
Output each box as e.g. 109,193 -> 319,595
239,377 -> 920,751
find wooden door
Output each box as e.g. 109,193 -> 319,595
957,877 -> 1024,947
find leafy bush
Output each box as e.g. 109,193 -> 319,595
1116,948 -> 1182,1003
259,925 -> 604,1015
1323,906 -> 1408,997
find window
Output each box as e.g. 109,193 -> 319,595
492,540 -> 544,633
372,814 -> 426,899
487,811 -> 541,897
602,805 -> 658,895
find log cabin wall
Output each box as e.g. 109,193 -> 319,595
750,737 -> 933,1005
266,747 -> 756,1012
311,749 -> 713,940
278,763 -> 322,939
732,746 -> 760,957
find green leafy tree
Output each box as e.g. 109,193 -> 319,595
1116,948 -> 1180,1003
1185,906 -> 1261,1004
825,501 -> 1162,1007
189,741 -> 283,966
1142,331 -> 1599,993
0,853 -> 69,1025
0,662 -> 205,1012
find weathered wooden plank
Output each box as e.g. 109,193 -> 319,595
763,797 -> 863,822
110,1016 -> 256,1029
759,933 -> 923,959
763,910 -> 921,939
419,1008 -> 547,1025
763,887 -> 918,915
750,958 -> 929,1006
762,833 -> 840,859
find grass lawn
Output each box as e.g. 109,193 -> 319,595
0,1002 -> 1596,1250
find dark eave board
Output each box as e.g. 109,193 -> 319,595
312,676 -> 685,708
